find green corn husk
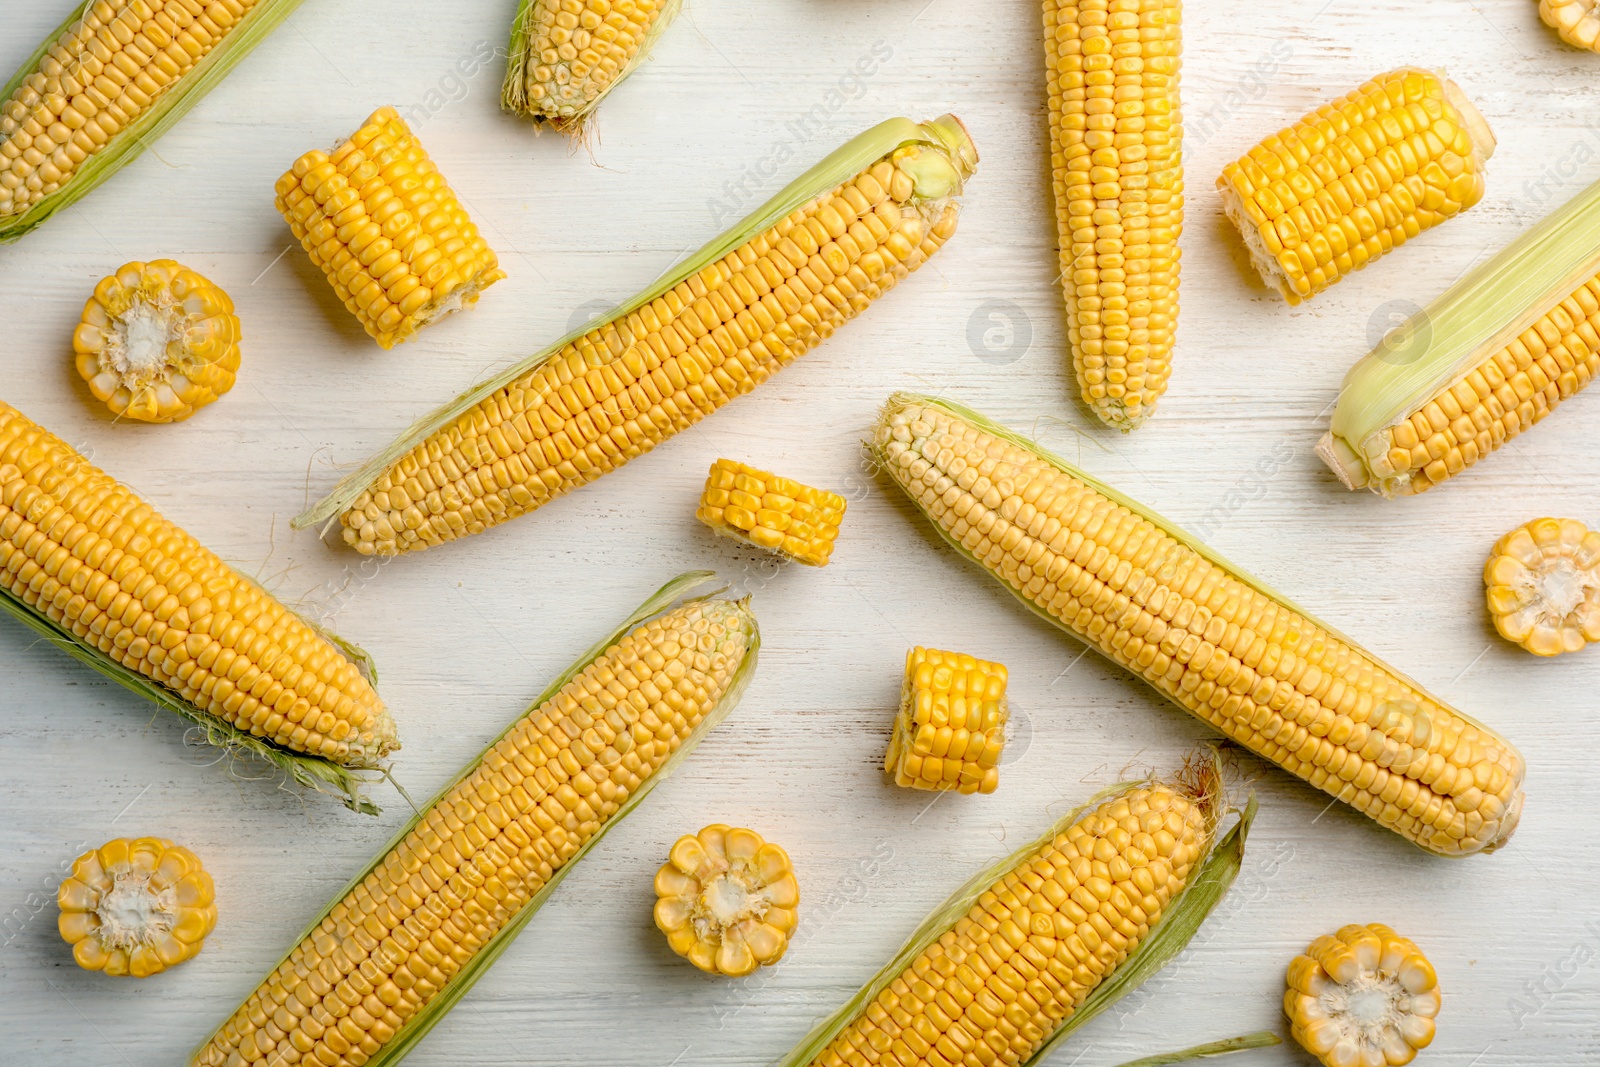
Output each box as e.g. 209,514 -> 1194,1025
190,571 -> 760,1067
502,0 -> 682,130
0,0 -> 308,243
773,767 -> 1254,1067
1112,1031 -> 1282,1067
293,114 -> 977,538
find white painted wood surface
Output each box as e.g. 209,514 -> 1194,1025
1,1 -> 1597,1063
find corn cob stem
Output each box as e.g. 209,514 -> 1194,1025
1111,1032 -> 1282,1067
872,394 -> 1525,857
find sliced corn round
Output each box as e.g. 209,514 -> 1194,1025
1285,923 -> 1441,1067
654,823 -> 799,977
58,837 -> 217,978
1541,0 -> 1600,50
696,459 -> 846,567
885,646 -> 1008,795
1484,517 -> 1600,657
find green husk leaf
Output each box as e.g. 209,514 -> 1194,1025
0,0 -> 309,243
293,116 -> 973,533
191,571 -> 760,1066
502,0 -> 683,129
1110,1031 -> 1282,1067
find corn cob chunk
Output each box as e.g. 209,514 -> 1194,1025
697,458 -> 846,567
654,824 -> 799,977
1286,923 -> 1440,1067
1044,0 -> 1184,430
0,400 -> 394,767
73,259 -> 241,423
1541,0 -> 1600,50
885,646 -> 1009,795
1484,517 -> 1600,657
507,0 -> 677,130
274,107 -> 506,350
873,395 -> 1526,856
1218,68 -> 1494,306
314,116 -> 976,556
193,591 -> 756,1067
58,837 -> 217,978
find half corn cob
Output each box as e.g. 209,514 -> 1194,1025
0,0 -> 307,242
191,572 -> 758,1067
1484,517 -> 1600,657
776,763 -> 1250,1067
1540,0 -> 1600,51
885,646 -> 1009,795
1285,923 -> 1441,1067
0,399 -> 394,809
1218,68 -> 1494,306
1319,174 -> 1600,497
58,837 -> 217,978
295,115 -> 978,555
696,458 -> 846,567
872,394 -> 1525,857
503,0 -> 680,132
1044,0 -> 1184,430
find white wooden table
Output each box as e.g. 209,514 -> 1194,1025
2,1 -> 1596,1063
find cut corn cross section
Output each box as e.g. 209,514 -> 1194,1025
885,646 -> 1008,794
1285,923 -> 1440,1067
697,459 -> 846,567
1541,0 -> 1600,51
1484,517 -> 1600,657
58,837 -> 217,978
504,0 -> 679,130
654,824 -> 799,977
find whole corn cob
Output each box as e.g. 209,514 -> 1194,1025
1285,923 -> 1441,1067
885,646 -> 1009,795
295,115 -> 978,555
872,394 -> 1525,857
191,573 -> 758,1066
503,0 -> 680,131
1540,0 -> 1600,51
1218,68 -> 1494,306
0,0 -> 307,242
1319,175 -> 1600,498
58,837 -> 217,978
1044,0 -> 1184,430
696,458 -> 846,567
1484,517 -> 1600,657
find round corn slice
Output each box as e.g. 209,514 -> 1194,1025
653,824 -> 799,977
58,837 -> 217,978
1285,923 -> 1441,1067
73,260 -> 241,423
1484,517 -> 1600,657
1541,0 -> 1600,50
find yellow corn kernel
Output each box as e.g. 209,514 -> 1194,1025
1285,923 -> 1440,1067
696,459 -> 846,567
509,0 -> 675,130
58,837 -> 216,978
1484,517 -> 1600,657
885,646 -> 1008,795
654,824 -> 799,977
1541,0 -> 1600,50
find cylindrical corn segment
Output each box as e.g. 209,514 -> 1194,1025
1285,923 -> 1441,1067
0,400 -> 395,766
885,646 -> 1009,795
331,117 -> 976,556
511,0 -> 674,128
192,596 -> 756,1067
1484,517 -> 1600,657
696,458 -> 846,567
873,395 -> 1526,856
73,259 -> 241,423
654,823 -> 799,977
1044,0 -> 1184,430
1541,0 -> 1600,51
1218,68 -> 1495,305
58,837 -> 217,978
806,775 -> 1219,1067
274,107 -> 505,349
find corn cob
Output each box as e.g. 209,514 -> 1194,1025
1484,517 -> 1600,657
1044,0 -> 1184,430
295,116 -> 978,555
1285,923 -> 1440,1067
275,107 -> 506,350
873,394 -> 1525,857
654,823 -> 799,977
696,458 -> 846,567
73,259 -> 241,423
0,0 -> 307,242
191,573 -> 758,1067
1319,175 -> 1600,498
58,837 -> 217,978
1218,68 -> 1494,306
885,646 -> 1009,795
1541,0 -> 1600,51
503,0 -> 680,132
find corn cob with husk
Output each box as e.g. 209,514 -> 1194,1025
776,760 -> 1252,1067
295,115 -> 977,556
191,572 -> 758,1067
0,399 -> 394,813
0,0 -> 308,242
1319,174 -> 1600,498
872,394 -> 1525,857
1044,0 -> 1184,430
503,0 -> 680,133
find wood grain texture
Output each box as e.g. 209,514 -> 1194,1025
1,0 -> 1597,1064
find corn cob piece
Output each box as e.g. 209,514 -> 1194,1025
503,0 -> 680,132
0,0 -> 307,242
191,573 -> 759,1067
295,115 -> 978,555
1044,0 -> 1184,430
1286,923 -> 1440,1067
654,823 -> 799,977
1218,68 -> 1494,306
58,837 -> 217,978
885,646 -> 1009,795
1320,177 -> 1600,499
73,259 -> 241,423
873,394 -> 1525,857
275,107 -> 505,350
697,458 -> 846,567
1541,0 -> 1600,50
1484,517 -> 1600,657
